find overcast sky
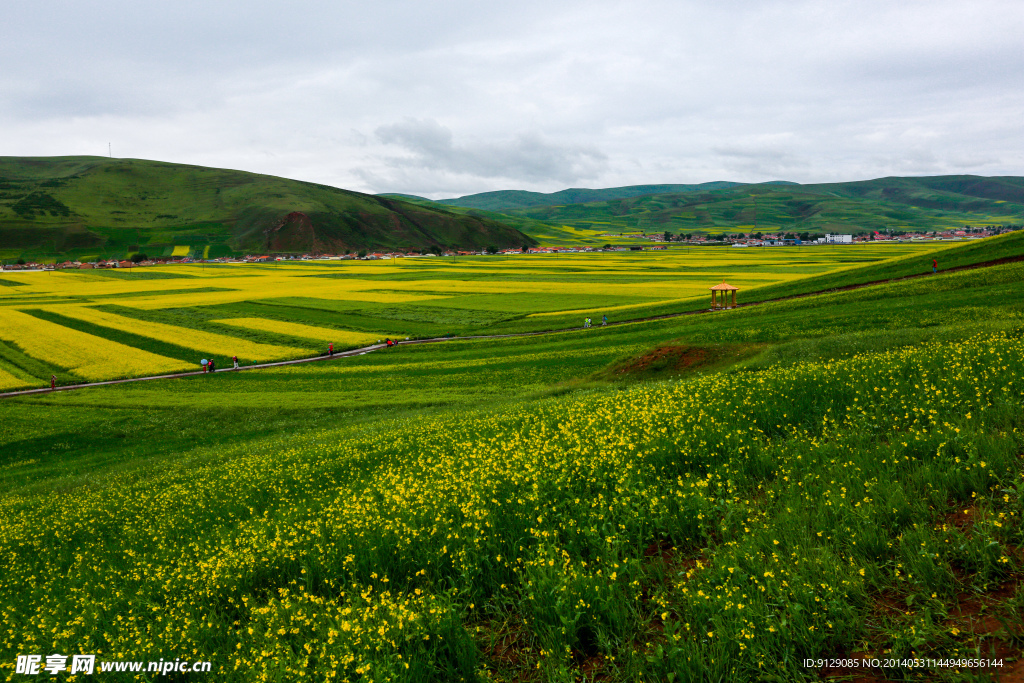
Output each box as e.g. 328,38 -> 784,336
2,0 -> 1022,198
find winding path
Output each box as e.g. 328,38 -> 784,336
2,254 -> 1020,400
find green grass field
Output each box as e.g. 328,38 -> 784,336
1,233 -> 1023,682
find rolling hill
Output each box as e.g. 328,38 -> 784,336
435,182 -> 746,211
0,156 -> 535,259
419,176 -> 1024,243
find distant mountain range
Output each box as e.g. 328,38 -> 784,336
0,157 -> 534,259
4,157 -> 1022,261
386,176 -> 1024,241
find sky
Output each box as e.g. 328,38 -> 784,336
2,0 -> 1022,199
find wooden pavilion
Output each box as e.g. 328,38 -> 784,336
710,281 -> 738,310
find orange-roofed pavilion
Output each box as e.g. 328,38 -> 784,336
710,281 -> 738,310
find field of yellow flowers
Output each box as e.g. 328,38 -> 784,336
1,326 -> 1021,681
0,244 -> 936,389
0,308 -> 190,381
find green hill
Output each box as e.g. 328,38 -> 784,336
0,157 -> 535,260
802,175 -> 1024,211
405,176 -> 1024,244
435,181 -> 744,211
507,176 -> 1024,238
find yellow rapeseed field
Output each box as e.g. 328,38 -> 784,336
0,247 -> 928,312
212,318 -> 382,347
47,307 -> 306,362
0,308 -> 189,381
0,367 -> 29,392
0,245 -> 937,384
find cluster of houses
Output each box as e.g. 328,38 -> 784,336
598,225 -> 1019,247
807,226 -> 1012,245
2,258 -> 160,271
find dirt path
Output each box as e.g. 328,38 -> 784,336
2,254 -> 1021,400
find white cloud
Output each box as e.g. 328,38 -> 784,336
0,0 -> 1021,196
374,118 -> 606,185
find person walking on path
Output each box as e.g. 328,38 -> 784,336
329,342 -> 334,356
933,258 -> 938,274
50,375 -> 56,391
202,359 -> 208,373
602,314 -> 607,326
208,359 -> 215,373
232,355 -> 239,369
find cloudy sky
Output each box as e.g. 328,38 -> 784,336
2,0 -> 1022,198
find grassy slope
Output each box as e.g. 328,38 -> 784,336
0,157 -> 534,259
809,174 -> 1024,207
1,253 -> 1023,680
742,229 -> 1024,302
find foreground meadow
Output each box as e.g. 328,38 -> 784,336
0,244 -> 937,390
1,327 -> 1021,682
1,235 -> 1023,681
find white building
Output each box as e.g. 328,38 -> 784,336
825,234 -> 853,244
